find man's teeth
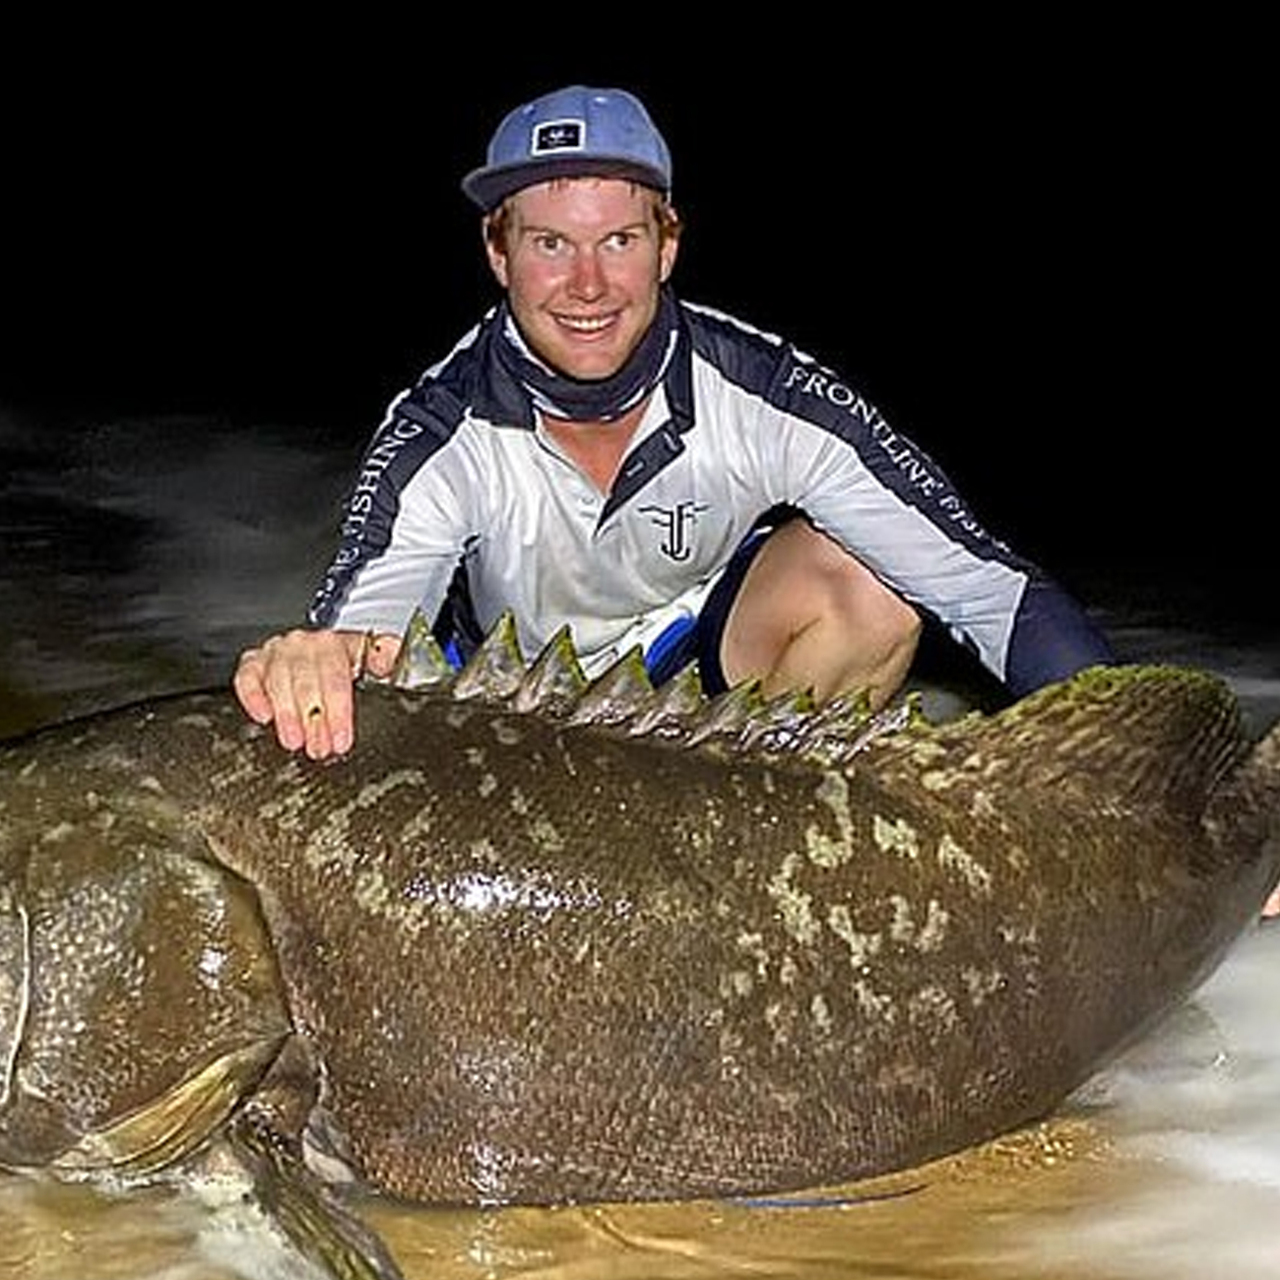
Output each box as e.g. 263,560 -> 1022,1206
559,316 -> 613,331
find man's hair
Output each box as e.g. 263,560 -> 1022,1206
483,182 -> 682,255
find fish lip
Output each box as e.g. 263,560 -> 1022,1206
0,890 -> 32,1111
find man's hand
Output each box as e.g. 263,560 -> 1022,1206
233,628 -> 402,758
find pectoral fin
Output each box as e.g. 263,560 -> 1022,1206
226,1109 -> 404,1280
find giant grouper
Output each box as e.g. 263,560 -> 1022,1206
2,616 -> 1278,1277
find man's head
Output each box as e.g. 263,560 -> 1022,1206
464,87 -> 681,383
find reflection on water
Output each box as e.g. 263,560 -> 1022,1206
2,408 -> 1278,1279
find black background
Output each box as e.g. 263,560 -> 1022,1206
4,22 -> 1265,625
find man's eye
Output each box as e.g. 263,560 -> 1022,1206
533,234 -> 564,253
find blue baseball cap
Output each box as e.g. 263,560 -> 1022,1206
462,85 -> 672,212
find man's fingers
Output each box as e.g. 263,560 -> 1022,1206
362,633 -> 403,679
232,628 -> 378,758
313,637 -> 365,755
277,636 -> 355,758
232,648 -> 275,726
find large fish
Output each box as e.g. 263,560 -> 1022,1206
2,620 -> 1279,1276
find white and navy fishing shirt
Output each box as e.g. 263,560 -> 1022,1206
309,297 -> 1112,696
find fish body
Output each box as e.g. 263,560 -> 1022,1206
2,641 -> 1278,1211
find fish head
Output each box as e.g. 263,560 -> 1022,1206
0,763 -> 292,1178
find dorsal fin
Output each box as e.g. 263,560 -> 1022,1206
451,612 -> 526,702
684,680 -> 767,747
566,648 -> 655,727
735,687 -> 818,755
794,688 -> 878,765
384,620 -> 1251,831
512,626 -> 588,714
388,610 -> 454,690
823,695 -> 920,765
625,666 -> 704,738
899,665 -> 1247,818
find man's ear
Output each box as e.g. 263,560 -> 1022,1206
483,217 -> 510,288
658,206 -> 680,283
659,235 -> 679,284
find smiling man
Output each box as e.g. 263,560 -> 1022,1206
234,85 -> 1113,758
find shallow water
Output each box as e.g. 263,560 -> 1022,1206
1,406 -> 1278,1279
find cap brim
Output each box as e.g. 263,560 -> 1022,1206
462,155 -> 670,212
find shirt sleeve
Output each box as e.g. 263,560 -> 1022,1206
307,384 -> 473,638
750,350 -> 1114,694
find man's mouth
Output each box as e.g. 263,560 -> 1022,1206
555,313 -> 616,334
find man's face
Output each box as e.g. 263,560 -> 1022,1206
485,178 -> 679,382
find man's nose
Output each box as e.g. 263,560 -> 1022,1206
567,248 -> 606,298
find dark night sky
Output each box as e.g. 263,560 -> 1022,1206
4,27 -> 1265,620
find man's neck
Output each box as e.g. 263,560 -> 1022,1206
540,398 -> 650,495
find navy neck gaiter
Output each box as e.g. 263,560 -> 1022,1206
494,287 -> 681,423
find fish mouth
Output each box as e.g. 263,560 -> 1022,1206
0,886 -> 31,1113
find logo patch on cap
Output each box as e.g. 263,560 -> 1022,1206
532,118 -> 585,155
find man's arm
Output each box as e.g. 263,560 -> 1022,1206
237,334 -> 483,757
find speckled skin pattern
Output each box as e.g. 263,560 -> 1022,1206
2,659 -> 1278,1206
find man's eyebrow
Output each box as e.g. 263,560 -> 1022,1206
516,220 -> 652,238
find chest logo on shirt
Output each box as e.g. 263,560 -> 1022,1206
638,502 -> 708,562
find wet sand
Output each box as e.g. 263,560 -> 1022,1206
0,1113 -> 1143,1280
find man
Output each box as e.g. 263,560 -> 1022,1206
235,85 -> 1113,759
